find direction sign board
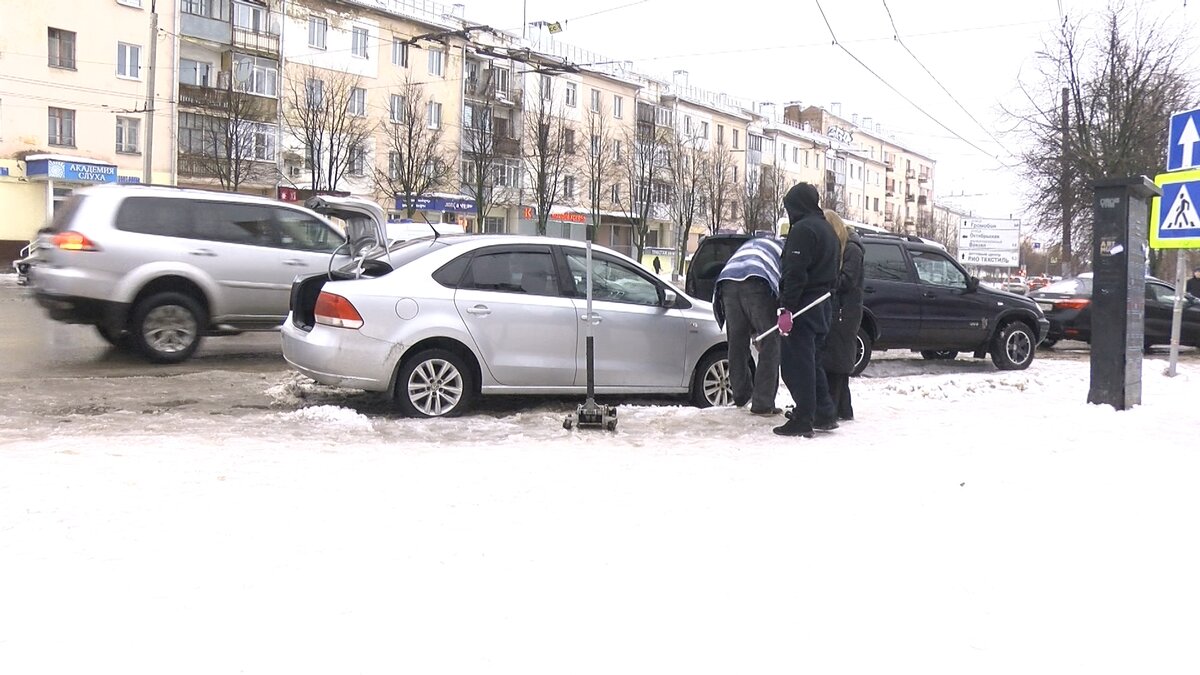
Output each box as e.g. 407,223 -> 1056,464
959,218 -> 1021,267
1149,169 -> 1200,248
1167,108 -> 1200,172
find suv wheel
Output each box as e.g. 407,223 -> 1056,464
396,348 -> 474,417
851,327 -> 873,377
920,350 -> 959,360
130,292 -> 204,364
691,350 -> 733,408
991,322 -> 1035,370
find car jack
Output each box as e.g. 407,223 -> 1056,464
563,238 -> 617,432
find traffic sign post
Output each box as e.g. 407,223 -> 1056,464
1149,170 -> 1200,376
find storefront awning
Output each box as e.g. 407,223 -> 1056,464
24,154 -> 119,184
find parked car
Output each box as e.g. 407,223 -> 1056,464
1029,273 -> 1200,348
1001,276 -> 1029,295
686,229 -> 1050,375
282,224 -> 735,417
23,184 -> 361,363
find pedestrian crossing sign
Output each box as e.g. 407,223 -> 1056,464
1150,170 -> 1200,249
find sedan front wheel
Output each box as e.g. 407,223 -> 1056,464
690,350 -> 734,408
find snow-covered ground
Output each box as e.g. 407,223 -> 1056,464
2,354 -> 1199,674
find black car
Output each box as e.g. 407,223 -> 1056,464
686,230 -> 1050,375
1029,273 -> 1200,348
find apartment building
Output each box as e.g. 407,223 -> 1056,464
0,0 -> 175,260
789,103 -> 935,234
461,35 -> 522,233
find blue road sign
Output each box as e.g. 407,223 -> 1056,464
1167,108 -> 1200,172
1150,170 -> 1200,249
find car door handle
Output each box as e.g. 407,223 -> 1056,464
188,248 -> 216,257
282,258 -> 307,267
922,291 -> 936,298
465,305 -> 491,316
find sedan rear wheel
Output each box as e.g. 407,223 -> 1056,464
691,350 -> 733,408
397,348 -> 474,418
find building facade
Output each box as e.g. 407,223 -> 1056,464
0,0 -> 176,260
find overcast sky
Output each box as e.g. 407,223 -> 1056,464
465,0 -> 1198,229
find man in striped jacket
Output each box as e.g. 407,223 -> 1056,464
712,235 -> 785,415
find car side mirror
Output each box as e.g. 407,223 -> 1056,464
966,276 -> 980,292
662,288 -> 677,307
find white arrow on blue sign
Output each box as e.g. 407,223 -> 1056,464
1167,107 -> 1200,172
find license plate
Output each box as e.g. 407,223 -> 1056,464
1037,302 -> 1053,311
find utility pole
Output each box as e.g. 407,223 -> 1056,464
1059,86 -> 1071,277
142,0 -> 159,185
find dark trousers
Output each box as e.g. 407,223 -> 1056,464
719,278 -> 780,411
780,299 -> 836,429
825,372 -> 854,420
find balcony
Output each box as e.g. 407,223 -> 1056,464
233,26 -> 279,57
905,193 -> 915,202
494,135 -> 520,156
182,10 -> 232,44
905,168 -> 916,179
918,195 -> 928,206
918,172 -> 930,183
884,212 -> 894,223
178,83 -> 277,120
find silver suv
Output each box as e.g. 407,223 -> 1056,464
26,184 -> 358,363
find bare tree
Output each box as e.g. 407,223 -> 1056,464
740,163 -> 789,234
1006,2 -> 1194,275
178,83 -> 275,191
461,91 -> 499,234
582,101 -> 617,241
666,132 -> 707,273
615,113 -> 669,260
521,76 -> 574,235
285,64 -> 373,193
702,140 -> 738,235
373,75 -> 455,218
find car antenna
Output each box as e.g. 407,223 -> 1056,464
416,210 -> 441,240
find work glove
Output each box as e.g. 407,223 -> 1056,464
776,308 -> 793,336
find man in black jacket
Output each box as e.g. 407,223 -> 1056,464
773,183 -> 840,438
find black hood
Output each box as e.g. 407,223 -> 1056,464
784,182 -> 821,223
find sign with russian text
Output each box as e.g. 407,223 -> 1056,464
396,195 -> 476,214
25,158 -> 118,184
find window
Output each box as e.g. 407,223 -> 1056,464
465,250 -> 558,296
116,117 -> 140,153
305,78 -> 323,108
732,165 -> 738,183
748,134 -> 763,151
794,147 -> 799,163
493,67 -> 510,96
912,250 -> 967,289
179,58 -> 212,86
590,134 -> 601,157
48,107 -> 75,146
564,175 -> 576,198
308,16 -> 327,49
862,242 -> 910,281
613,140 -> 622,161
351,26 -> 368,58
233,1 -> 267,32
249,122 -> 275,161
193,202 -> 276,246
427,101 -> 442,129
390,152 -> 403,180
273,208 -> 342,252
611,184 -> 620,202
48,28 -> 76,69
565,82 -> 577,107
389,94 -> 406,123
348,145 -> 366,176
613,95 -> 623,118
565,252 -> 659,305
540,74 -> 552,101
234,55 -> 278,96
590,88 -> 601,112
684,115 -> 692,135
564,129 -> 576,154
495,158 -> 521,187
117,0 -> 143,6
651,182 -> 671,204
700,121 -> 709,139
459,158 -> 475,185
717,124 -> 724,145
115,197 -> 191,237
483,216 -> 505,234
349,87 -> 366,116
116,42 -> 141,78
391,38 -> 409,67
733,129 -> 740,149
427,49 -> 444,76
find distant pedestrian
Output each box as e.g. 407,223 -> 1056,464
712,236 -> 784,415
652,256 -> 662,275
1187,267 -> 1200,297
773,183 -> 840,438
821,210 -> 865,421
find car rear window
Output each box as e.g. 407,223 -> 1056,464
862,242 -> 910,281
116,196 -> 193,237
48,194 -> 85,232
1041,277 -> 1091,295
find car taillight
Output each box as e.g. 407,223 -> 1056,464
314,291 -> 364,329
51,231 -> 99,251
1055,298 -> 1090,310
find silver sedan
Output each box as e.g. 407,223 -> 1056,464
281,234 -> 735,417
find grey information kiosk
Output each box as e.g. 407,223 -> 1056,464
1087,176 -> 1161,410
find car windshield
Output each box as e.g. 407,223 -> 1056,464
1040,277 -> 1091,295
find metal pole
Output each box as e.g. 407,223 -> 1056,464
142,0 -> 159,185
1060,86 -> 1071,277
1167,249 -> 1187,377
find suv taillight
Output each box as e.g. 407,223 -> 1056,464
51,231 -> 99,251
314,291 -> 364,329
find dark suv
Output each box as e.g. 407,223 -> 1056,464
686,230 -> 1050,375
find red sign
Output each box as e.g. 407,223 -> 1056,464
277,187 -> 298,202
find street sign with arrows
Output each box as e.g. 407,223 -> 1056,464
1166,107 -> 1200,172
